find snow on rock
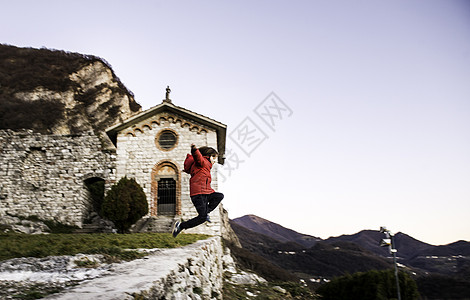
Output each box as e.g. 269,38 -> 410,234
0,254 -> 111,282
0,254 -> 112,299
222,246 -> 267,286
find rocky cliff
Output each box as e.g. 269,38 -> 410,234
0,44 -> 141,138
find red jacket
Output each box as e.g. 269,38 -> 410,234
184,148 -> 215,196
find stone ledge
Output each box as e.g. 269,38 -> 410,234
43,236 -> 223,300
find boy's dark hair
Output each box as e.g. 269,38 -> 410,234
199,146 -> 218,157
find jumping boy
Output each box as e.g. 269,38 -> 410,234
172,144 -> 224,237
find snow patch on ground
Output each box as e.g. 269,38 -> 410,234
0,254 -> 113,299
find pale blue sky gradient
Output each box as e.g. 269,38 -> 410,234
2,0 -> 469,245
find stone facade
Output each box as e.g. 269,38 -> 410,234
107,100 -> 227,236
0,130 -> 116,227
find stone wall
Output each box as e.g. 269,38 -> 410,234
0,130 -> 116,227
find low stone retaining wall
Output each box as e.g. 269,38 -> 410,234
42,236 -> 223,300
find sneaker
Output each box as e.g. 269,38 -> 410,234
206,215 -> 211,223
172,221 -> 182,238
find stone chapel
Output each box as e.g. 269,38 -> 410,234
105,88 -> 227,235
0,87 -> 226,236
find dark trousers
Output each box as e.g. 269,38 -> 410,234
180,192 -> 224,230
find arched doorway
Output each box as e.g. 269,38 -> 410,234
151,161 -> 180,217
84,177 -> 105,217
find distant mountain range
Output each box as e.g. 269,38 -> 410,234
230,220 -> 392,278
325,229 -> 470,259
230,214 -> 470,294
232,215 -> 321,248
232,215 -> 470,260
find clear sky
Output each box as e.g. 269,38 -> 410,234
2,0 -> 469,246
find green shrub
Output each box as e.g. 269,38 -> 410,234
101,177 -> 148,233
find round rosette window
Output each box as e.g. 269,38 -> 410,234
156,130 -> 178,151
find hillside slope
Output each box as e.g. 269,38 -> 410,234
0,44 -> 141,137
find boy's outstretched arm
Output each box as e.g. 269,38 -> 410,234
191,144 -> 204,166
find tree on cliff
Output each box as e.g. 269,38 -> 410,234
101,177 -> 148,233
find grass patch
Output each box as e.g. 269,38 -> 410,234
0,232 -> 209,262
